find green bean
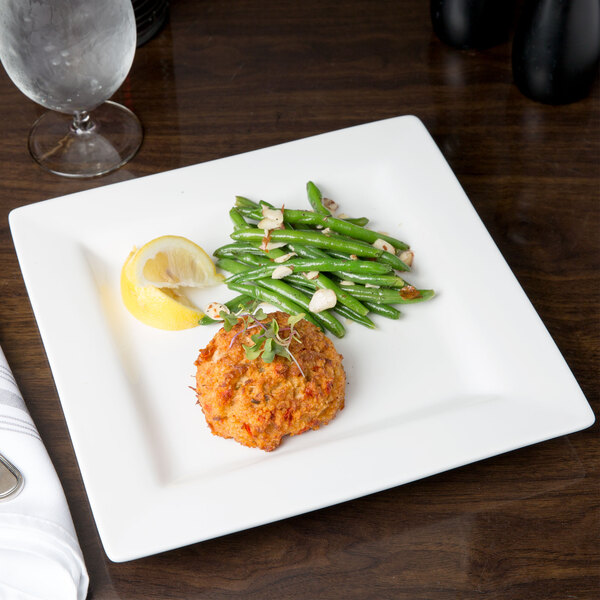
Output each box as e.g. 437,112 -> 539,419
302,216 -> 370,226
283,269 -> 376,327
222,252 -> 369,320
255,245 -> 290,260
306,183 -> 370,228
198,294 -> 255,325
286,258 -> 392,274
256,278 -> 345,338
259,199 -> 276,209
286,280 -> 317,295
335,272 -> 409,287
229,207 -> 249,230
332,303 -> 376,329
376,250 -> 411,272
287,241 -> 397,300
324,249 -> 356,260
288,222 -> 316,231
214,242 -> 259,258
217,258 -> 322,325
214,242 -> 284,261
222,183 -> 435,336
224,255 -> 391,278
216,257 -> 251,275
284,271 -> 370,316
343,217 -> 369,226
325,249 -> 408,277
235,196 -> 260,209
216,240 -> 350,286
363,302 -> 402,320
232,201 -> 409,252
231,252 -> 270,267
214,240 -> 299,263
238,203 -> 369,228
225,265 -> 311,285
272,209 -> 409,251
225,258 -> 392,286
307,274 -> 369,316
216,258 -> 345,337
231,228 -> 383,258
322,234 -> 410,272
235,199 -> 278,220
306,181 -> 330,215
345,286 -> 435,304
234,205 -> 261,221
228,280 -> 325,331
286,241 -> 330,260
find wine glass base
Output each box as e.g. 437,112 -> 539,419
28,101 -> 143,178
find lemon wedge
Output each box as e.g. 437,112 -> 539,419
120,235 -> 224,330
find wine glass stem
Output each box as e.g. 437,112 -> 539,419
71,110 -> 95,134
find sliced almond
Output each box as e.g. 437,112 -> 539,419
260,234 -> 287,251
308,289 -> 337,313
261,206 -> 284,224
265,241 -> 287,250
271,265 -> 293,279
205,302 -> 229,320
398,250 -> 414,267
349,254 -> 358,260
322,197 -> 339,213
258,217 -> 280,231
372,238 -> 395,254
273,252 -> 297,263
321,227 -> 332,236
339,280 -> 355,286
303,271 -> 319,280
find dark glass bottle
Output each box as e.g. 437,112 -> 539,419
132,0 -> 169,47
512,0 -> 600,104
430,0 -> 516,49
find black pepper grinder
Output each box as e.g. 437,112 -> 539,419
430,0 -> 516,49
512,0 -> 600,104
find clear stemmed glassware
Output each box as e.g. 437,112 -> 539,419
0,0 -> 143,178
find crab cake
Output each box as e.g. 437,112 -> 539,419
194,311 -> 345,451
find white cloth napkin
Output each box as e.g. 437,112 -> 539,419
0,344 -> 89,600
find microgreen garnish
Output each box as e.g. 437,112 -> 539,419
287,313 -> 305,328
221,310 -> 241,331
222,305 -> 306,375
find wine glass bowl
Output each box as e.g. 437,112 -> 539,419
0,0 -> 143,177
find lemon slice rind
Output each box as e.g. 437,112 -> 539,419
120,235 -> 224,330
132,235 -> 224,289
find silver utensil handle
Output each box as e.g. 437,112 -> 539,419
0,452 -> 24,501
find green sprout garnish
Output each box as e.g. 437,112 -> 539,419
221,305 -> 305,375
221,310 -> 242,331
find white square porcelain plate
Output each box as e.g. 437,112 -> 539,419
10,116 -> 594,562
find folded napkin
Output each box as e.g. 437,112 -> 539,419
0,344 -> 89,600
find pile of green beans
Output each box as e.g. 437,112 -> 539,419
204,182 -> 434,338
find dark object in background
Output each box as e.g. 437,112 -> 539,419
133,0 -> 169,47
512,0 -> 600,105
430,0 -> 516,49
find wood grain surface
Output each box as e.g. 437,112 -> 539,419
0,1 -> 598,598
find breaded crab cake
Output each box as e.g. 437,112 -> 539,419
194,311 -> 345,451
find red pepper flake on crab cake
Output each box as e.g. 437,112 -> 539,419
194,311 -> 345,451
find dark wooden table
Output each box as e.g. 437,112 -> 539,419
1,1 -> 598,598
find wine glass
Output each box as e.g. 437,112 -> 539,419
0,0 -> 143,178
